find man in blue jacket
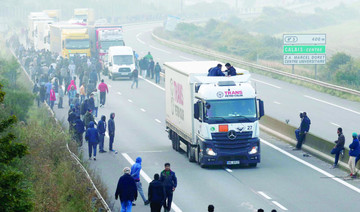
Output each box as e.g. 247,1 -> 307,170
208,64 -> 224,76
98,115 -> 107,153
115,167 -> 138,212
294,112 -> 311,150
348,133 -> 360,178
73,115 -> 85,146
225,63 -> 237,76
160,163 -> 177,212
85,121 -> 98,160
131,157 -> 149,206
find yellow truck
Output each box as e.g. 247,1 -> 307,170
50,24 -> 91,58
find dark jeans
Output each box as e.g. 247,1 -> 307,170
150,202 -> 162,212
295,129 -> 306,149
155,73 -> 160,84
58,97 -> 63,108
100,92 -> 106,105
88,142 -> 97,158
163,189 -> 173,211
109,134 -> 114,150
75,132 -> 83,146
45,93 -> 50,104
131,78 -> 138,88
99,134 -> 105,151
331,147 -> 344,165
50,100 -> 54,110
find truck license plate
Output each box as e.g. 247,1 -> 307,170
227,161 -> 240,165
121,73 -> 128,75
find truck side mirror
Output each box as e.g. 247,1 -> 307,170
109,62 -> 112,67
194,102 -> 199,119
257,99 -> 265,119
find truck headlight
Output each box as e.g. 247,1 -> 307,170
206,148 -> 217,156
249,146 -> 258,155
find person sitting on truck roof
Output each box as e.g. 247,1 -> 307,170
225,63 -> 237,76
208,64 -> 225,77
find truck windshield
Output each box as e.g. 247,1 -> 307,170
74,15 -> 87,21
204,99 -> 257,123
65,39 -> 90,49
100,40 -> 125,51
113,55 -> 133,65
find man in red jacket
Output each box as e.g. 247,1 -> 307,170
98,79 -> 109,107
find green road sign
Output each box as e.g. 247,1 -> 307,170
283,45 -> 326,54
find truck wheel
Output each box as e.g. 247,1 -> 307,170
173,134 -> 180,152
187,144 -> 195,162
249,163 -> 257,168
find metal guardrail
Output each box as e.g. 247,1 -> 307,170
152,32 -> 360,97
10,48 -> 111,212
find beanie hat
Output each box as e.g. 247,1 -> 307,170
352,132 -> 358,137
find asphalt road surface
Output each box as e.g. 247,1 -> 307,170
50,23 -> 360,212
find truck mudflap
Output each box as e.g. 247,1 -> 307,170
198,138 -> 261,166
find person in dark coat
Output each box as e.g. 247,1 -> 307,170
330,127 -> 345,168
208,64 -> 224,76
154,62 -> 161,84
108,112 -> 116,152
225,63 -> 237,76
115,167 -> 138,212
73,116 -> 85,146
89,68 -> 98,85
148,173 -> 165,212
160,163 -> 177,212
131,69 -> 139,89
85,121 -> 98,160
348,133 -> 360,178
294,112 -> 311,150
149,59 -> 155,79
98,115 -> 107,153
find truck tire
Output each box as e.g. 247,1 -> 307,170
187,143 -> 195,162
249,163 -> 257,168
172,133 -> 180,152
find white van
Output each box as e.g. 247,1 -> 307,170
107,46 -> 135,80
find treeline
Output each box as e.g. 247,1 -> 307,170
0,50 -> 107,211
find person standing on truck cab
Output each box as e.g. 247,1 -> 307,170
160,163 -> 177,212
225,63 -> 237,76
207,64 -> 224,76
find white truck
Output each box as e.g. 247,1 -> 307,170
165,61 -> 264,167
107,46 -> 135,80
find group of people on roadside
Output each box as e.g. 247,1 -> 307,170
115,162 -> 177,212
138,52 -> 162,84
207,63 -> 237,76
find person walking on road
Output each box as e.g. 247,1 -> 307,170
148,173 -> 165,212
115,167 -> 138,212
33,79 -> 40,107
79,83 -> 86,104
160,163 -> 177,212
49,87 -> 56,110
92,89 -> 100,118
348,133 -> 360,178
73,115 -> 85,146
85,121 -> 99,160
58,85 -> 64,108
108,112 -> 116,152
149,58 -> 155,79
130,157 -> 150,206
293,112 -> 311,150
330,127 -> 345,168
98,79 -> 109,106
44,80 -> 52,104
98,115 -> 107,153
154,62 -> 161,84
68,85 -> 77,106
84,109 -> 96,129
131,69 -> 139,89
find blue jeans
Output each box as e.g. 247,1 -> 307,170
99,134 -> 105,151
88,142 -> 97,158
295,129 -> 305,149
136,181 -> 147,202
92,107 -> 98,117
80,95 -> 85,104
155,73 -> 160,84
331,147 -> 344,165
109,134 -> 114,150
121,200 -> 132,212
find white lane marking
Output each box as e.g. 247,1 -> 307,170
258,191 -> 272,200
261,139 -> 360,194
117,92 -> 122,95
136,32 -> 146,45
149,45 -> 171,54
225,168 -> 233,173
179,56 -> 195,61
140,108 -> 146,112
139,76 -> 165,91
128,99 -> 133,103
155,119 -> 161,123
330,122 -> 341,127
272,201 -> 288,211
252,79 -> 282,89
304,95 -> 360,116
122,153 -> 183,212
108,84 -> 112,88
273,101 -> 281,105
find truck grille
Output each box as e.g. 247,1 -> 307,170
211,131 -> 253,141
211,131 -> 253,150
118,67 -> 131,73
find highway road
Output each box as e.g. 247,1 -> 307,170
50,23 -> 360,212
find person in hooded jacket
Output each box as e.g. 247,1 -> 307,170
148,173 -> 165,212
73,115 -> 85,146
108,112 -> 116,152
85,121 -> 99,160
84,109 -> 97,129
131,157 -> 150,206
348,133 -> 360,178
98,115 -> 107,153
115,167 -> 138,212
67,79 -> 77,92
68,85 -> 77,106
49,87 -> 56,110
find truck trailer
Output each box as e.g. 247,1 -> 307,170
165,61 -> 264,167
50,24 -> 91,58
